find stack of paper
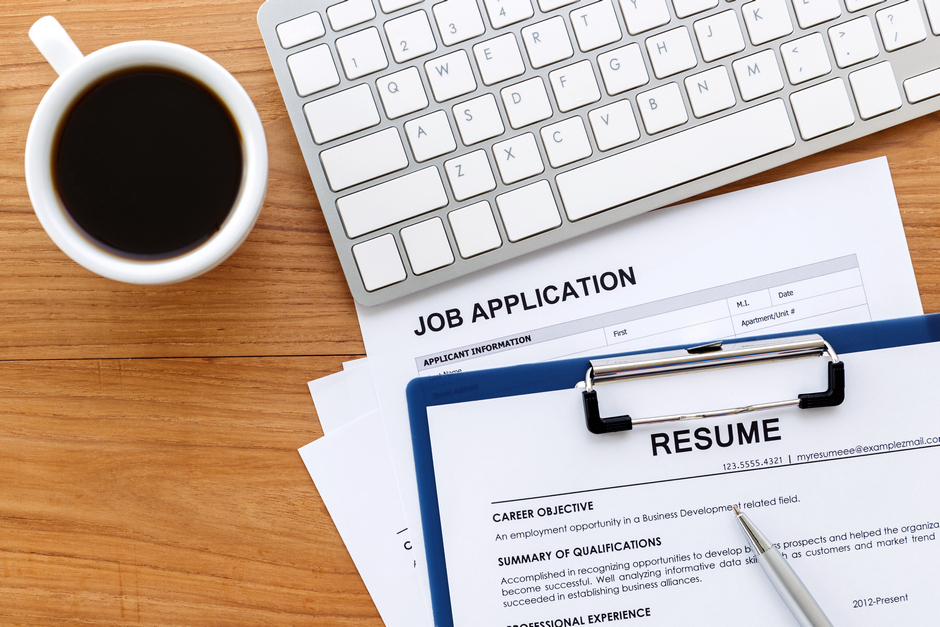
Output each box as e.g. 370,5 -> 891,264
299,158 -> 923,626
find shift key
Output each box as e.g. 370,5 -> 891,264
321,128 -> 409,191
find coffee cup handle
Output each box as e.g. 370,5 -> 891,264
29,16 -> 84,76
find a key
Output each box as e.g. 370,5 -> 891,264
320,127 -> 408,191
732,49 -> 785,100
492,133 -> 544,183
556,100 -> 795,221
433,0 -> 486,45
453,94 -> 505,145
501,77 -> 554,128
789,78 -> 855,139
637,82 -> 688,133
570,0 -> 623,52
328,0 -> 376,31
646,27 -> 698,78
376,67 -> 429,119
304,84 -> 380,144
781,32 -> 832,84
828,16 -> 879,68
405,111 -> 458,162
337,166 -> 448,236
598,44 -> 650,95
540,117 -> 593,167
335,28 -> 389,80
521,17 -> 574,68
742,0 -> 793,44
549,60 -> 601,112
426,50 -> 477,102
685,66 -> 736,117
588,100 -> 641,150
495,180 -> 562,241
444,150 -> 497,200
482,0 -> 534,28
473,34 -> 526,85
400,218 -> 454,275
384,11 -> 437,63
694,10 -> 746,62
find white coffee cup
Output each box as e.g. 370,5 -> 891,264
25,16 -> 268,284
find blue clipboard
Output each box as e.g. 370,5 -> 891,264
406,313 -> 940,627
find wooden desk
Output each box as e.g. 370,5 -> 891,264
1,1 -> 938,623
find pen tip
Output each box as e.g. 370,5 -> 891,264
732,505 -> 741,515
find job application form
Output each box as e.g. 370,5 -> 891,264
426,336 -> 940,626
355,158 -> 923,612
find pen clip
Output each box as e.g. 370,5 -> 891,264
579,334 -> 844,434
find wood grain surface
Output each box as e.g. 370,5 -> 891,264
1,0 -> 939,624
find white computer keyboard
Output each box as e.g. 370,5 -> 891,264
258,0 -> 940,305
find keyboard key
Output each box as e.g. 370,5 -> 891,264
685,66 -> 736,117
846,0 -> 883,10
637,82 -> 688,133
876,2 -> 927,51
453,93 -> 505,144
473,34 -> 526,85
646,27 -> 697,79
336,28 -> 389,79
926,0 -> 940,33
328,0 -> 376,31
304,84 -> 380,144
849,61 -> 901,119
694,11 -> 746,62
781,32 -> 832,84
277,12 -> 325,48
501,77 -> 554,128
829,17 -> 879,68
619,0 -> 671,35
337,167 -> 448,236
789,78 -> 855,139
742,0 -> 793,44
538,0 -> 579,10
733,49 -> 784,100
321,128 -> 408,191
522,17 -> 574,68
376,67 -> 429,119
426,50 -> 477,101
588,100 -> 641,150
570,0 -> 623,52
791,0 -> 841,28
540,117 -> 593,167
401,218 -> 454,274
352,234 -> 406,291
598,44 -> 650,95
445,150 -> 497,200
493,133 -> 544,183
483,0 -> 534,28
495,180 -> 562,241
672,0 -> 718,18
549,61 -> 601,111
380,0 -> 423,11
287,45 -> 340,97
904,68 -> 940,103
448,201 -> 502,258
433,0 -> 486,45
405,111 -> 458,161
556,99 -> 795,221
385,11 -> 437,63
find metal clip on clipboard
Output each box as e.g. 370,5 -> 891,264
579,334 -> 845,435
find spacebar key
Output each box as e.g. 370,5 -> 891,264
556,99 -> 795,221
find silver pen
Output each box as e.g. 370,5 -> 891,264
732,506 -> 834,627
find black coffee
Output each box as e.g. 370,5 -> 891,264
53,68 -> 243,258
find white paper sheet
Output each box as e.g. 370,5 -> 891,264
298,410 -> 430,626
426,340 -> 940,626
355,158 -> 924,615
308,360 -> 379,434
